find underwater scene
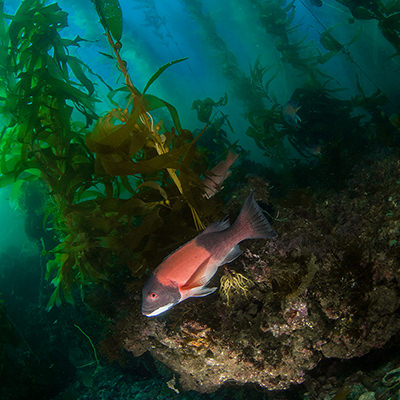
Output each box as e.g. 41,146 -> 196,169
1,0 -> 400,398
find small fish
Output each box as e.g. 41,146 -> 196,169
203,150 -> 238,199
282,101 -> 302,128
142,192 -> 277,317
389,113 -> 400,129
310,0 -> 323,6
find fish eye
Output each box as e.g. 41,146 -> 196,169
149,292 -> 157,299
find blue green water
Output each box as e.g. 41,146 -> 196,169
1,0 -> 400,399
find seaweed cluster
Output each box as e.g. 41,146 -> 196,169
180,0 -> 265,116
250,0 -> 324,79
0,0 -> 219,308
336,0 -> 400,55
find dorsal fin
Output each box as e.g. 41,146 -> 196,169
201,218 -> 230,234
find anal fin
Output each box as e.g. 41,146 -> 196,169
188,286 -> 217,298
221,245 -> 242,265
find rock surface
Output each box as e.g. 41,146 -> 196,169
111,154 -> 400,393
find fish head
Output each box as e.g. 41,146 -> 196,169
141,274 -> 181,317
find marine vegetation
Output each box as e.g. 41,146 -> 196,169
335,0 -> 400,55
0,0 -> 221,308
180,0 -> 265,115
192,94 -> 227,124
245,65 -> 399,190
250,0 -> 326,81
219,269 -> 253,306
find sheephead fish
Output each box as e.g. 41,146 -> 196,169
203,150 -> 238,199
142,192 -> 277,317
282,101 -> 302,127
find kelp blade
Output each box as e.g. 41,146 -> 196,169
91,0 -> 122,41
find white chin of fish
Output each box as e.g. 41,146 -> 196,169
144,302 -> 175,317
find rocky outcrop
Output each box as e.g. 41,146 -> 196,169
111,154 -> 400,393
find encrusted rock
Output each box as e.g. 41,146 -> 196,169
109,155 -> 400,393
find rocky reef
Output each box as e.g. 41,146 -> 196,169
108,152 -> 400,393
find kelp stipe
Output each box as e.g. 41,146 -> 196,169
90,0 -> 206,230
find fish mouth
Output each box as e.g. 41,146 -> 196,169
142,302 -> 176,317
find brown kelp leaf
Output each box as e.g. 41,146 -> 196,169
99,142 -> 191,176
123,209 -> 162,251
137,180 -> 168,200
86,116 -> 147,156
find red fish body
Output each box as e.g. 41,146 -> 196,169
203,150 -> 238,199
283,101 -> 302,127
142,192 -> 277,317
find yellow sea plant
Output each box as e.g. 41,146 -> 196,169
219,269 -> 253,306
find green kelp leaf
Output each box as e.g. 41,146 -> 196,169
142,58 -> 188,95
38,3 -> 68,29
61,35 -> 89,48
21,168 -> 42,178
67,56 -> 95,96
0,154 -> 21,175
106,85 -> 131,107
0,174 -> 17,188
75,189 -> 106,202
63,286 -> 75,305
142,94 -> 182,133
320,28 -> 342,52
92,0 -> 122,41
79,260 -> 107,282
120,176 -> 136,195
8,0 -> 34,47
99,51 -> 115,60
46,286 -> 62,311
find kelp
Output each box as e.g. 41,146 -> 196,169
335,0 -> 400,55
0,0 -> 218,309
180,0 -> 264,115
192,95 -> 227,123
91,0 -> 122,42
87,24 -> 205,228
250,0 -> 323,81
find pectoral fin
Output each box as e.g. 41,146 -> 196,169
181,255 -> 212,290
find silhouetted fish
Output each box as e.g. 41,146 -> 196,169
310,0 -> 323,7
282,101 -> 302,128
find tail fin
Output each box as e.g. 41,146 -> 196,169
232,192 -> 277,242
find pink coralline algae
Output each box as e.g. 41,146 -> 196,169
108,155 -> 400,393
